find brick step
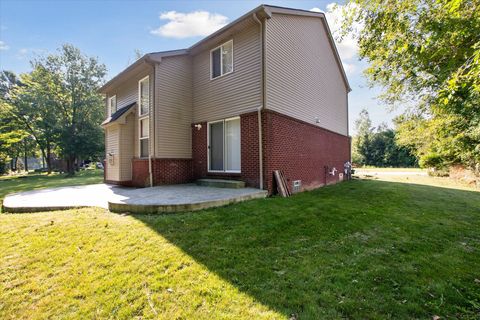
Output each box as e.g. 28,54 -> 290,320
196,179 -> 245,189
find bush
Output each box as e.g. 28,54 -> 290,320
419,153 -> 445,169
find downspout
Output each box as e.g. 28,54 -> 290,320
253,12 -> 264,190
145,56 -> 156,187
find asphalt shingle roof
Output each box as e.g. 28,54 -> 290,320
101,102 -> 136,126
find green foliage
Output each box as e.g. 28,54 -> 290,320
5,44 -> 107,175
353,109 -> 417,167
344,0 -> 480,171
352,109 -> 373,165
1,175 -> 479,318
419,152 -> 444,169
0,72 -> 37,173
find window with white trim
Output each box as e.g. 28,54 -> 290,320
139,118 -> 149,158
138,76 -> 150,158
108,95 -> 116,117
208,117 -> 240,172
139,76 -> 149,116
211,40 -> 233,79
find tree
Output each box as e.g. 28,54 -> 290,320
353,109 -> 417,167
7,68 -> 61,173
11,45 -> 106,175
342,0 -> 480,172
0,71 -> 40,173
353,109 -> 373,165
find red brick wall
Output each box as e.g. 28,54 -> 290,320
128,110 -> 350,193
262,110 -> 351,194
132,159 -> 150,187
191,112 -> 261,188
152,158 -> 193,185
240,112 -> 260,188
192,123 -> 208,179
131,158 -> 193,187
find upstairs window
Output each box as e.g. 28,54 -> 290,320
139,76 -> 149,116
108,95 -> 116,116
211,40 -> 233,79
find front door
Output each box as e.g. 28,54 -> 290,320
208,117 -> 241,172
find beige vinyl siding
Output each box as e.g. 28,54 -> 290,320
265,13 -> 349,136
105,114 -> 135,182
155,56 -> 193,158
105,66 -> 151,113
192,20 -> 262,123
105,126 -> 120,181
134,113 -> 139,158
104,66 -> 153,160
118,113 -> 135,180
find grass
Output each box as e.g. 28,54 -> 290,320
1,173 -> 479,319
355,167 -> 424,172
0,169 -> 103,200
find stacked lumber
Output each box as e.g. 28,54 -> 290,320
274,170 -> 291,197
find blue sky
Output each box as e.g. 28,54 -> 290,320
0,0 -> 402,133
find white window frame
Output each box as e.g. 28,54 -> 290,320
138,76 -> 150,117
138,76 -> 150,158
138,117 -> 149,159
107,95 -> 116,117
207,116 -> 241,173
210,39 -> 234,80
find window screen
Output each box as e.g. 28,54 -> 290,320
211,48 -> 221,79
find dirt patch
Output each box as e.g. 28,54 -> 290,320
449,165 -> 479,188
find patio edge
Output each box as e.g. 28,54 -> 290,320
108,190 -> 268,214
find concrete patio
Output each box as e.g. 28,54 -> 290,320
2,183 -> 267,214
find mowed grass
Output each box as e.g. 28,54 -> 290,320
0,173 -> 479,319
0,169 -> 103,200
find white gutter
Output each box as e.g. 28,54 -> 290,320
253,13 -> 264,190
145,58 -> 156,187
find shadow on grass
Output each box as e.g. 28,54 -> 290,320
134,179 -> 480,319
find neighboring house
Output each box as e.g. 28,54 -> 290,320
100,4 -> 351,194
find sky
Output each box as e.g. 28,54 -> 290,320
0,0 -> 403,134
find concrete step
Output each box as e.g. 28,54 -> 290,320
196,179 -> 246,189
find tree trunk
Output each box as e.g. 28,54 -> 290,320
66,154 -> 75,176
24,139 -> 28,172
12,157 -> 17,171
46,143 -> 52,174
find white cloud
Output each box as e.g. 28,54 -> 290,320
310,7 -> 324,13
16,48 -> 47,60
151,10 -> 229,38
311,3 -> 363,75
0,41 -> 9,51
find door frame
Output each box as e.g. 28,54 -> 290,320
207,116 -> 241,173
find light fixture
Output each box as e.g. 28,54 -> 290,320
194,124 -> 202,130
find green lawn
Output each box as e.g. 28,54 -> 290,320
0,174 -> 479,319
355,167 -> 424,172
0,169 -> 103,200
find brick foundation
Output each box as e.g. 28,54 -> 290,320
105,179 -> 133,187
131,158 -> 193,187
132,159 -> 150,187
121,110 -> 351,194
153,158 -> 194,185
262,110 -> 351,194
192,112 -> 261,188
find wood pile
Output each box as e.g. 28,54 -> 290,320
274,170 -> 291,197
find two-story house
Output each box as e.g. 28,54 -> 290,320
100,4 -> 351,194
